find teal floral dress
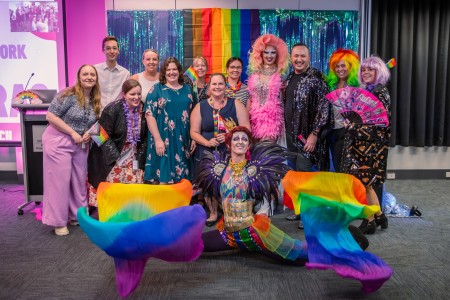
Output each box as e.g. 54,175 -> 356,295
144,83 -> 197,183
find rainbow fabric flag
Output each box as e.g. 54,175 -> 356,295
86,121 -> 109,146
282,171 -> 393,293
77,180 -> 206,297
184,65 -> 199,82
183,8 -> 260,79
386,58 -> 397,68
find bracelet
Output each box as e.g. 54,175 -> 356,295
312,130 -> 318,136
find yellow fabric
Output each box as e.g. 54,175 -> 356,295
282,171 -> 379,216
97,180 -> 192,222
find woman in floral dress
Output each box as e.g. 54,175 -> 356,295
144,57 -> 197,183
87,79 -> 148,207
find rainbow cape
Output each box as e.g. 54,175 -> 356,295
282,171 -> 393,293
183,66 -> 199,82
77,180 -> 206,297
86,121 -> 109,146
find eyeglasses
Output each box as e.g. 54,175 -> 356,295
228,66 -> 242,70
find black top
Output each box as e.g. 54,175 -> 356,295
87,100 -> 148,188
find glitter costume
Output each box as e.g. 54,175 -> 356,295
196,139 -> 393,293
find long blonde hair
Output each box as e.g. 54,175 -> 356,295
59,64 -> 101,117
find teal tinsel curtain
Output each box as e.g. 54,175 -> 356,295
259,10 -> 359,74
107,10 -> 184,76
107,10 -> 358,76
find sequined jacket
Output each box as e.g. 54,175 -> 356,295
283,67 -> 333,170
88,100 -> 148,188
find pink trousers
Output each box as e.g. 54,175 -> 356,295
42,125 -> 88,227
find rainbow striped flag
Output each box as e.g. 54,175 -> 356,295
386,58 -> 397,68
184,65 -> 199,82
183,8 -> 260,80
87,121 -> 109,146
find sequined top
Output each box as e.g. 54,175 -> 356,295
283,67 -> 332,170
48,94 -> 97,135
220,165 -> 254,231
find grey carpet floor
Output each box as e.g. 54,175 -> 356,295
0,179 -> 449,300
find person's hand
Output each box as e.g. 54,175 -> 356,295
155,139 -> 165,156
207,137 -> 220,148
81,132 -> 91,143
71,131 -> 83,144
216,133 -> 226,144
190,140 -> 196,154
304,133 -> 318,152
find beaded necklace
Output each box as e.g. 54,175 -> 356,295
208,97 -> 225,137
122,100 -> 141,147
229,158 -> 247,182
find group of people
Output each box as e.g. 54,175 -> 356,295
41,34 -> 392,241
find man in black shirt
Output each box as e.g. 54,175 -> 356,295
283,43 -> 333,224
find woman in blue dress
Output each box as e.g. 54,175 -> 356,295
144,57 -> 197,183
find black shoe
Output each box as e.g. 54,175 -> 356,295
374,213 -> 388,229
285,214 -> 300,221
205,219 -> 218,227
88,205 -> 97,216
348,225 -> 369,250
359,219 -> 376,234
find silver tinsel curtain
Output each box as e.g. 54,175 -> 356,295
107,9 -> 359,76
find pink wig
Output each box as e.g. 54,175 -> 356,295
247,34 -> 289,75
358,56 -> 391,87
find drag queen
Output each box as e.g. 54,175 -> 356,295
246,34 -> 289,142
196,126 -> 393,292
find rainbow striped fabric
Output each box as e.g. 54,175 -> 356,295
282,171 -> 393,293
184,65 -> 199,82
77,180 -> 206,297
86,121 -> 109,146
183,8 -> 260,77
386,58 -> 397,68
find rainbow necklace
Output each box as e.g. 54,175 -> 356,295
208,97 -> 225,137
226,79 -> 242,97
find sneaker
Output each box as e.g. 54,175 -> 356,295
69,220 -> 79,226
55,226 -> 69,236
285,214 -> 300,221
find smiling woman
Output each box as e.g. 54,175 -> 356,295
87,79 -> 148,208
144,57 -> 197,184
190,73 -> 250,226
41,64 -> 101,236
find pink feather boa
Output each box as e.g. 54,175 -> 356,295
247,73 -> 284,140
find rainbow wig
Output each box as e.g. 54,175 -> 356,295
358,56 -> 391,87
247,34 -> 289,76
325,49 -> 360,91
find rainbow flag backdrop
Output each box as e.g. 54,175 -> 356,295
184,9 -> 260,80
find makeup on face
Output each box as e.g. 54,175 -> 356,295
231,132 -> 250,155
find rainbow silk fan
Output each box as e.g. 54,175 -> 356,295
326,87 -> 389,126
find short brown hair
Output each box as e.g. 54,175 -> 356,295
102,36 -> 118,50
